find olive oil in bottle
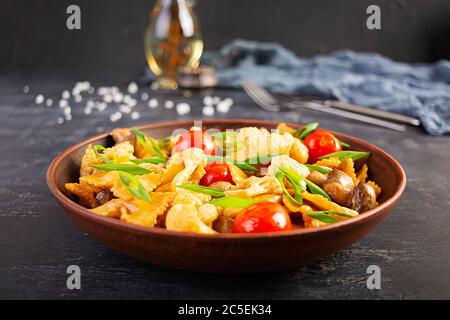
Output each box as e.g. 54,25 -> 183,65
144,0 -> 203,89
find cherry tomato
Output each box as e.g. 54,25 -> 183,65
200,162 -> 234,186
304,130 -> 342,163
174,129 -> 217,155
233,202 -> 292,233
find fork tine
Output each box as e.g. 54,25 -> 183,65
241,80 -> 280,112
244,80 -> 278,105
242,80 -> 278,105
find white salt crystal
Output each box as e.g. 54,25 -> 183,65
103,94 -> 113,103
84,107 -> 92,115
130,111 -> 141,120
65,114 -> 72,121
96,102 -> 107,112
148,98 -> 158,108
203,95 -> 214,105
59,99 -> 68,108
35,94 -> 44,104
164,100 -> 174,109
141,92 -> 149,101
212,96 -> 221,104
216,99 -> 233,113
119,104 -> 132,114
62,90 -> 71,99
202,105 -> 214,116
45,99 -> 53,107
57,117 -> 64,124
74,95 -> 83,103
127,82 -> 138,94
23,86 -> 30,94
113,92 -> 123,103
110,112 -> 122,122
176,103 -> 191,115
88,87 -> 95,94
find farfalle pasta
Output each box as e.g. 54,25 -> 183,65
66,123 -> 381,234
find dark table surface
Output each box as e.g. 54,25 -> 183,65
1,73 -> 450,299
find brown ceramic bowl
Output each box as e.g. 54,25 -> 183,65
47,119 -> 406,273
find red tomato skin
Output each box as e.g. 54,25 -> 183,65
303,130 -> 342,163
174,130 -> 217,155
233,202 -> 292,233
200,162 -> 234,186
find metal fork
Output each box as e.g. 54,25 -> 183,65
241,80 -> 407,132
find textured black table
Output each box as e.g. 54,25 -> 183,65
1,74 -> 450,299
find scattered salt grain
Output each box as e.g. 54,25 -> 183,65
203,95 -> 214,105
130,111 -> 141,120
35,94 -> 44,104
88,87 -> 95,94
150,82 -> 159,90
74,95 -> 83,103
96,102 -> 107,112
164,100 -> 174,109
23,86 -> 30,94
148,98 -> 158,108
216,98 -> 233,113
84,107 -> 92,115
202,105 -> 215,116
103,95 -> 113,103
65,114 -> 73,121
176,103 -> 191,115
57,117 -> 64,124
59,99 -> 68,108
119,104 -> 132,114
110,112 -> 122,122
45,99 -> 53,107
62,90 -> 71,99
63,107 -> 72,116
126,98 -> 137,107
113,92 -> 124,103
127,82 -> 138,94
212,96 -> 221,104
141,92 -> 149,101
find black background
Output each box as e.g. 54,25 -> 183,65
3,0 -> 450,80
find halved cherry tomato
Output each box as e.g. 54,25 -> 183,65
174,129 -> 217,155
200,162 -> 234,186
304,129 -> 342,163
233,202 -> 292,233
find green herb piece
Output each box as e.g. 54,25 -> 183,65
340,141 -> 351,148
319,151 -> 370,161
131,157 -> 167,165
306,210 -> 353,224
206,156 -> 258,172
304,164 -> 333,174
275,170 -> 303,205
209,196 -> 262,208
132,127 -> 151,153
178,184 -> 225,197
292,122 -> 320,139
306,212 -> 340,224
92,163 -> 152,175
304,179 -> 331,200
118,172 -> 151,202
148,136 -> 165,159
93,145 -> 112,164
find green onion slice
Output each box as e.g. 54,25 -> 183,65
93,145 -> 112,164
178,184 -> 225,197
292,122 -> 319,139
92,163 -> 152,175
307,210 -> 353,224
118,172 -> 151,202
304,179 -> 331,200
319,151 -> 370,161
209,196 -> 262,208
131,157 -> 167,164
275,170 -> 303,205
304,164 -> 332,174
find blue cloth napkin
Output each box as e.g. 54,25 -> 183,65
202,40 -> 450,135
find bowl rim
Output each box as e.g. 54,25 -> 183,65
46,119 -> 406,241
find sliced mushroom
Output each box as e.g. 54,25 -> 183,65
307,170 -> 327,187
95,190 -> 114,206
323,169 -> 355,207
212,215 -> 235,233
351,182 -> 378,212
